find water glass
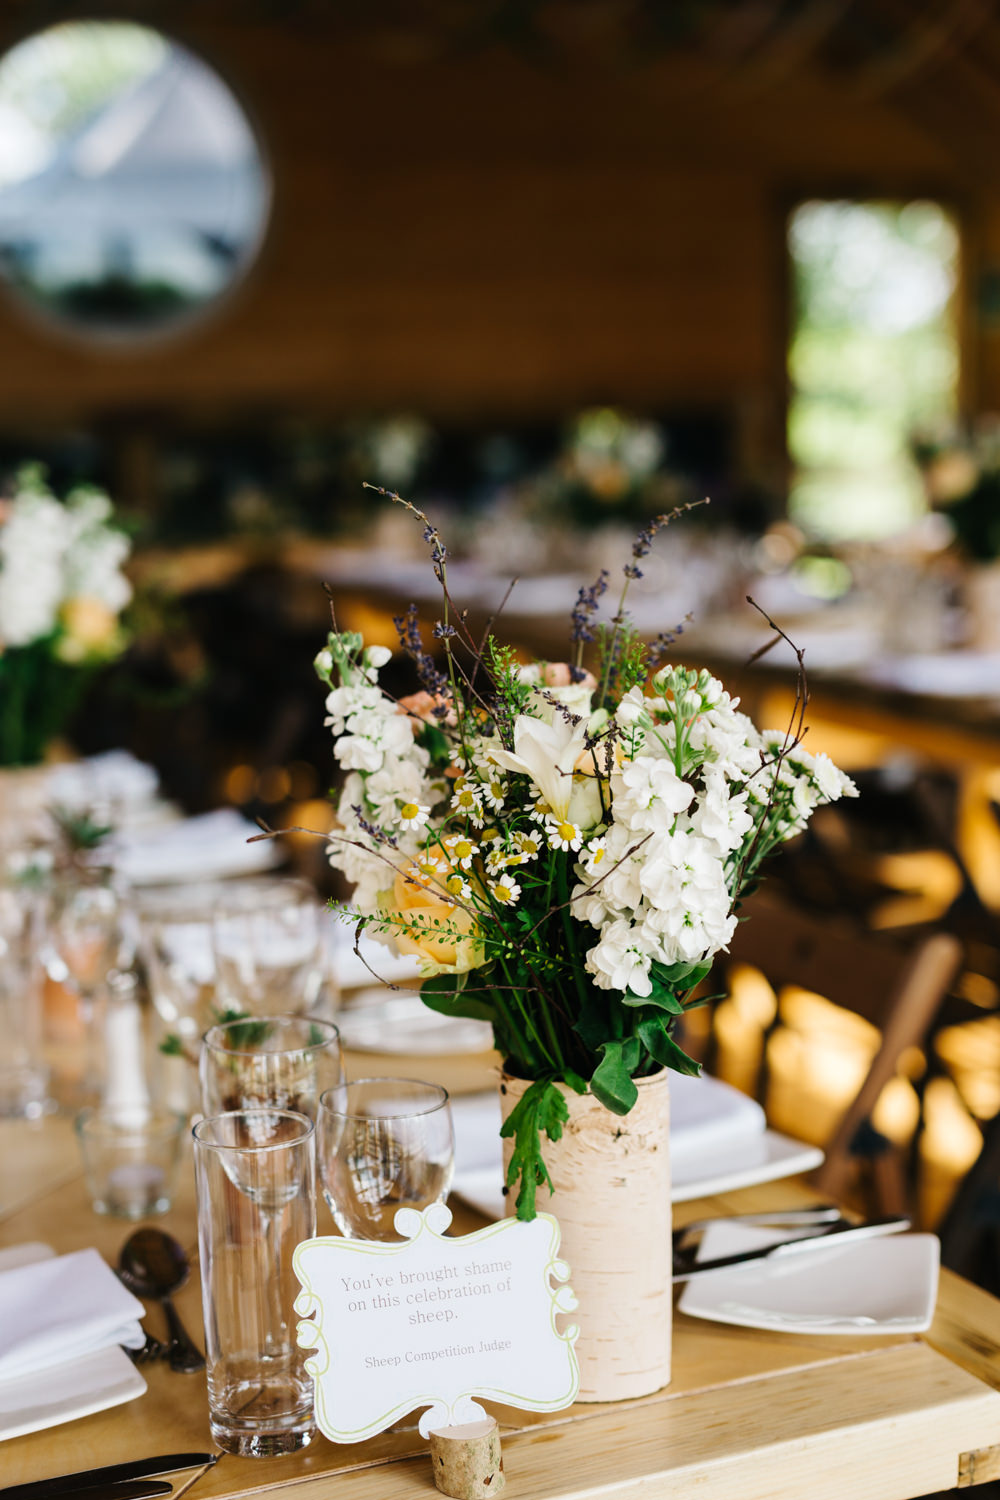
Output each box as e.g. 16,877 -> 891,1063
44,866 -> 121,1108
317,1078 -> 454,1240
200,1015 -> 343,1120
0,877 -> 49,1118
75,1107 -> 186,1218
193,1109 -> 317,1456
212,878 -> 325,1015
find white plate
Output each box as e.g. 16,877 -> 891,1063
670,1130 -> 824,1203
0,1243 -> 146,1441
0,1345 -> 146,1441
448,1075 -> 822,1220
337,991 -> 495,1056
678,1221 -> 940,1335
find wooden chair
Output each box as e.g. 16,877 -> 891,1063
710,889 -> 962,1215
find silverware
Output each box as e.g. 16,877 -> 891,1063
0,1453 -> 217,1500
1,1482 -> 173,1500
672,1206 -> 844,1246
672,1214 -> 911,1282
117,1229 -> 205,1374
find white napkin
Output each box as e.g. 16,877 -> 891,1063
47,751 -> 160,812
111,808 -> 282,885
0,1248 -> 146,1379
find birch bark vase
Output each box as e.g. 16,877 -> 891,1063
499,1069 -> 671,1402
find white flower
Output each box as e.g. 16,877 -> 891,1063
451,779 -> 485,823
490,875 -> 521,905
443,833 -> 478,869
545,816 -> 583,853
611,755 -> 694,833
587,919 -> 659,997
580,835 -> 607,877
397,800 -> 430,830
638,830 -> 737,965
365,644 -> 392,671
491,714 -> 604,828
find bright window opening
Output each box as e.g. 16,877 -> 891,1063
787,200 -> 960,542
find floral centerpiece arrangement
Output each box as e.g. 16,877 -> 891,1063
0,465 -> 132,766
314,490 -> 857,1222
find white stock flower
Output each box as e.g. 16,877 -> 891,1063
611,755 -> 694,833
638,829 -> 737,965
587,919 -> 659,997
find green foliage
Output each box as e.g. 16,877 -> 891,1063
590,1038 -> 640,1114
500,1079 -> 570,1220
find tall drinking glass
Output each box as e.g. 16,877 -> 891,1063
45,867 -> 121,1107
212,878 -> 326,1015
317,1078 -> 454,1240
0,876 -> 49,1117
193,1109 -> 316,1457
200,1016 -> 343,1120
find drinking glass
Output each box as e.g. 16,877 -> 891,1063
211,878 -> 326,1016
200,1015 -> 343,1120
317,1078 -> 454,1240
45,867 -> 121,1107
75,1107 -> 186,1218
193,1109 -> 316,1457
0,875 -> 49,1117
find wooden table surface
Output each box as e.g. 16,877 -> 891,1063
5,1055 -> 1000,1500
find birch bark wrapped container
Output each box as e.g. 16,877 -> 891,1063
499,1068 -> 671,1403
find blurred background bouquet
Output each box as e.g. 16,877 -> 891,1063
0,465 -> 132,766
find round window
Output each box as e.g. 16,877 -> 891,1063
0,21 -> 270,342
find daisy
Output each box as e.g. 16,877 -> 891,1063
490,875 -> 521,905
443,833 -> 478,869
397,800 -> 430,831
546,816 -> 583,853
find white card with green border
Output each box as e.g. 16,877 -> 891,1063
294,1202 -> 579,1440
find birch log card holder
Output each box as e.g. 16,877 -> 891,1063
293,1202 -> 579,1498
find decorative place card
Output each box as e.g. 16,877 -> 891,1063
293,1202 -> 579,1440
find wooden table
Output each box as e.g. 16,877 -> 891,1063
5,1095 -> 1000,1500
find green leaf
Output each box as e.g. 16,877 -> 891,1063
499,1079 -> 570,1220
158,1033 -> 185,1058
636,1016 -> 702,1077
651,958 -> 712,989
622,980 -> 684,1015
420,973 -> 497,1025
416,722 -> 451,765
590,1040 -> 639,1115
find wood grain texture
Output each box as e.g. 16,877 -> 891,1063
4,1101 -> 1000,1499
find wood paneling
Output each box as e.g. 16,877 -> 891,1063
0,16 -> 986,457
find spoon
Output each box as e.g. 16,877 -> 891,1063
118,1227 -> 206,1373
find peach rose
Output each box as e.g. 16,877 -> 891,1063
383,864 -> 486,975
57,597 -> 120,662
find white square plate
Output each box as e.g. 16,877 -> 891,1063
678,1221 -> 940,1335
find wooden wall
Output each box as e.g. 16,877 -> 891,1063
0,12 -> 993,481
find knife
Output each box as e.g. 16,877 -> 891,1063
672,1215 -> 911,1282
1,1455 -> 217,1500
0,1484 -> 172,1500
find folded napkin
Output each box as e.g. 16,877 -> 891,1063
0,1247 -> 145,1380
112,808 -> 282,885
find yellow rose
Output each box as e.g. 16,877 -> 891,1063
382,864 -> 486,975
57,597 -> 120,662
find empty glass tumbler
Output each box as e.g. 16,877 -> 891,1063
317,1078 -> 454,1241
193,1109 -> 317,1456
199,1015 -> 343,1120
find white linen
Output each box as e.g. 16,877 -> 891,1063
111,808 -> 282,884
0,1246 -> 145,1379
